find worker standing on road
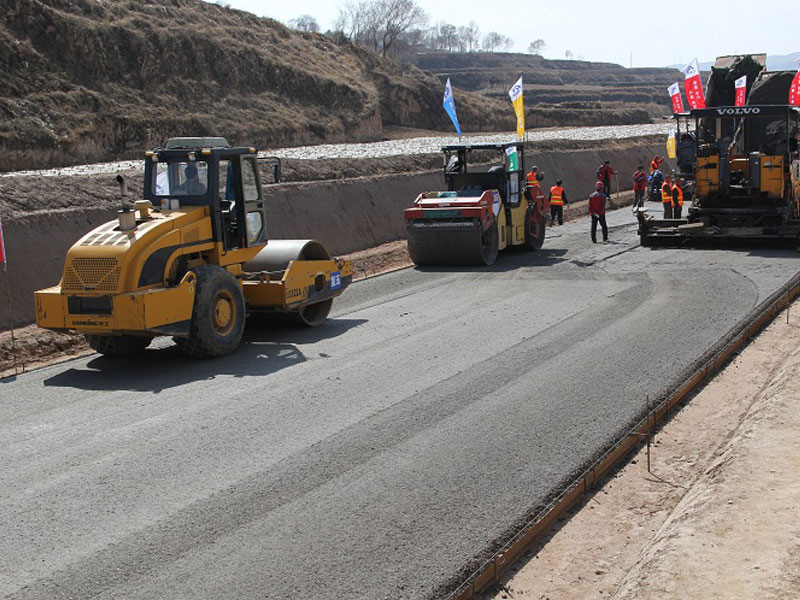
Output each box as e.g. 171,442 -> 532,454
589,181 -> 608,243
672,177 -> 685,219
650,155 -> 664,173
632,166 -> 647,208
661,175 -> 674,219
649,168 -> 664,203
548,179 -> 568,226
597,160 -> 616,198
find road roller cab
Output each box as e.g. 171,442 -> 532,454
34,137 -> 353,358
404,142 -> 548,266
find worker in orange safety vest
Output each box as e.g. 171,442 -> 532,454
525,165 -> 544,203
650,155 -> 664,173
548,179 -> 568,225
662,175 -> 674,219
672,177 -> 685,219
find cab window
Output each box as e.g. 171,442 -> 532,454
154,161 -> 208,196
242,159 -> 260,201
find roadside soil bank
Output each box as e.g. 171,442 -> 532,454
484,298 -> 800,600
0,191 -> 635,379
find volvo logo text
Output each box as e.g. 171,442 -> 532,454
715,107 -> 761,116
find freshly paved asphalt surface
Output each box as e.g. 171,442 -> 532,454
2,203 -> 798,599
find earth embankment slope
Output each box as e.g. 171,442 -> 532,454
0,0 -> 511,171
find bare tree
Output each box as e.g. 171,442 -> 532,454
565,50 -> 573,60
482,31 -> 503,52
438,23 -> 458,52
335,1 -> 380,51
336,0 -> 427,57
457,21 -> 481,53
288,15 -> 320,33
482,32 -> 513,52
527,39 -> 545,55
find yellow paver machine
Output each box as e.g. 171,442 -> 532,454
35,137 -> 353,357
638,104 -> 800,245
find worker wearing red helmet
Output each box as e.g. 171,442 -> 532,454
588,180 -> 608,243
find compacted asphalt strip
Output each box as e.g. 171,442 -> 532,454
1,203 -> 799,599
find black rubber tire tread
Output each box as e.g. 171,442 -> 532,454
86,334 -> 152,357
178,264 -> 246,358
524,208 -> 546,250
293,298 -> 333,327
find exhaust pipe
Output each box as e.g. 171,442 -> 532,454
116,174 -> 136,231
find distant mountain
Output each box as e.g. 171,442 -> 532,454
766,52 -> 800,71
667,53 -> 799,72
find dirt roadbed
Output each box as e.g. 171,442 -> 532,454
486,299 -> 800,599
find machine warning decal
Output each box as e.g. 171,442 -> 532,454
492,190 -> 500,216
331,272 -> 342,290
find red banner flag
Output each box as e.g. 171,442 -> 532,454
790,69 -> 800,106
0,214 -> 6,264
734,75 -> 747,107
682,58 -> 706,110
668,82 -> 685,113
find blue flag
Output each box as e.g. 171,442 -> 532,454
442,78 -> 462,138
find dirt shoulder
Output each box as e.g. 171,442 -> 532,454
486,299 -> 800,599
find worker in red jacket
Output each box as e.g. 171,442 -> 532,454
588,181 -> 608,243
632,166 -> 647,208
597,160 -> 616,197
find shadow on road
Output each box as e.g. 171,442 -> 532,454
413,247 -> 570,275
42,317 -> 366,393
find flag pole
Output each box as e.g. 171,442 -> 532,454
3,263 -> 18,375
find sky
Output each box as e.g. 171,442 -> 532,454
209,0 -> 796,68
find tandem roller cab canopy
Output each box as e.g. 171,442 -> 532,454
404,142 -> 549,266
35,137 -> 353,359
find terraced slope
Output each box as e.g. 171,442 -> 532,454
0,0 -> 512,170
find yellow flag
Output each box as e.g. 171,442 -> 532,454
508,77 -> 525,140
666,131 -> 677,159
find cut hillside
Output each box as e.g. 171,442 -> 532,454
0,0 -> 512,171
409,52 -> 682,125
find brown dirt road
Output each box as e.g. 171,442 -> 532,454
485,299 -> 800,600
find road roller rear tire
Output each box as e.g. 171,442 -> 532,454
176,265 -> 245,358
86,334 -> 152,357
479,222 -> 499,266
524,208 -> 546,250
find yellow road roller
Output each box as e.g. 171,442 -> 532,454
34,137 -> 353,357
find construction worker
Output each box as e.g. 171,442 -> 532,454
672,177 -> 685,219
589,181 -> 608,243
548,179 -> 568,225
661,175 -> 674,219
597,160 -> 616,198
649,168 -> 664,203
632,166 -> 647,208
525,165 -> 543,203
650,155 -> 664,173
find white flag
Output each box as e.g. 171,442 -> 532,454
508,77 -> 523,103
682,58 -> 700,79
668,82 -> 680,97
734,75 -> 747,89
